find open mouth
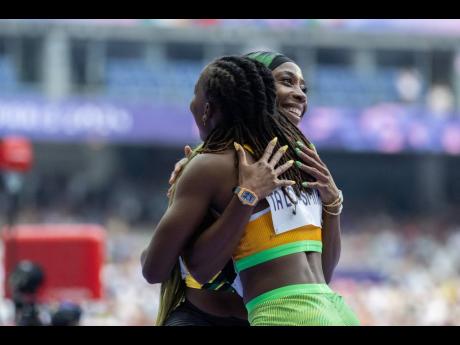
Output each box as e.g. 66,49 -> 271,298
281,105 -> 304,122
286,107 -> 302,118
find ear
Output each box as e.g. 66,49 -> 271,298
203,102 -> 213,123
205,101 -> 223,128
204,102 -> 211,117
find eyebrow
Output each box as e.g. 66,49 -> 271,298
277,71 -> 305,85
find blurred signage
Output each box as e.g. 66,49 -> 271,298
0,98 -> 196,145
1,98 -> 460,154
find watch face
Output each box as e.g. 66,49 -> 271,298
242,191 -> 256,203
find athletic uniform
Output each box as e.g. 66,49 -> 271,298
163,260 -> 248,326
235,196 -> 359,325
233,145 -> 360,326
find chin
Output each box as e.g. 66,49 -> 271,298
279,109 -> 301,126
287,114 -> 301,126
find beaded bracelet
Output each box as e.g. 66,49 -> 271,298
323,190 -> 343,208
323,203 -> 343,216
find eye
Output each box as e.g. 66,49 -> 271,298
301,86 -> 308,94
281,78 -> 293,86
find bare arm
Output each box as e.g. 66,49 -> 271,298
320,212 -> 341,283
294,142 -> 341,284
183,196 -> 254,284
141,154 -> 220,284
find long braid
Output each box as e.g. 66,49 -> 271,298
155,145 -> 203,325
225,57 -> 272,122
200,56 -> 315,197
252,58 -> 311,189
156,56 -> 314,325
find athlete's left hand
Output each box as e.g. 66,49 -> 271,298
294,142 -> 340,205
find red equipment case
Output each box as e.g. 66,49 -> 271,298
2,224 -> 105,302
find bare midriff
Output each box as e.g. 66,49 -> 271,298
240,251 -> 325,303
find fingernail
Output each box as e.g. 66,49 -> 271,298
234,142 -> 240,151
281,145 -> 288,152
296,141 -> 304,148
271,137 -> 278,144
288,160 -> 294,165
302,181 -> 308,187
309,143 -> 315,150
295,160 -> 302,167
295,147 -> 301,155
289,180 -> 296,185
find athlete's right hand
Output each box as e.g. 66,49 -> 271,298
167,145 -> 193,198
234,138 -> 295,201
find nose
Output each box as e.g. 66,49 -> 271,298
293,87 -> 307,104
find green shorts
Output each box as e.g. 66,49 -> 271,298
246,284 -> 360,326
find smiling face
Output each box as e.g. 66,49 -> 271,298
272,62 -> 308,126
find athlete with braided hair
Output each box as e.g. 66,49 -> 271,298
245,52 -> 342,285
181,58 -> 359,325
142,55 -> 358,325
158,52 -> 345,326
143,55 -> 300,324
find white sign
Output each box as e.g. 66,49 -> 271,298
266,187 -> 322,235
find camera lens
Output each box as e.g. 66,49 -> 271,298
9,260 -> 44,294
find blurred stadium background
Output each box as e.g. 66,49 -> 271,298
0,19 -> 459,325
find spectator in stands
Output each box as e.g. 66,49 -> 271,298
395,68 -> 422,104
426,84 -> 455,118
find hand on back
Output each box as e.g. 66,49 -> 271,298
235,137 -> 295,200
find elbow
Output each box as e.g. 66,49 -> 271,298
142,265 -> 165,285
142,270 -> 159,285
323,261 -> 339,284
141,250 -> 169,284
143,271 -> 163,285
322,266 -> 332,284
143,274 -> 160,285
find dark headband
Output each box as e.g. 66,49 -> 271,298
245,51 -> 295,71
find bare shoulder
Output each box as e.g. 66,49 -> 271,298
184,150 -> 235,175
176,150 -> 236,191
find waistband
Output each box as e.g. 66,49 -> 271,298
245,283 -> 333,314
234,240 -> 322,273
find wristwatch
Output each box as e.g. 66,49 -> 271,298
233,186 -> 259,206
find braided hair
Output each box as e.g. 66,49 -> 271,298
155,145 -> 202,326
156,56 -> 314,325
198,56 -> 314,197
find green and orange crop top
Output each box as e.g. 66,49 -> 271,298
231,144 -> 323,273
232,189 -> 323,273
